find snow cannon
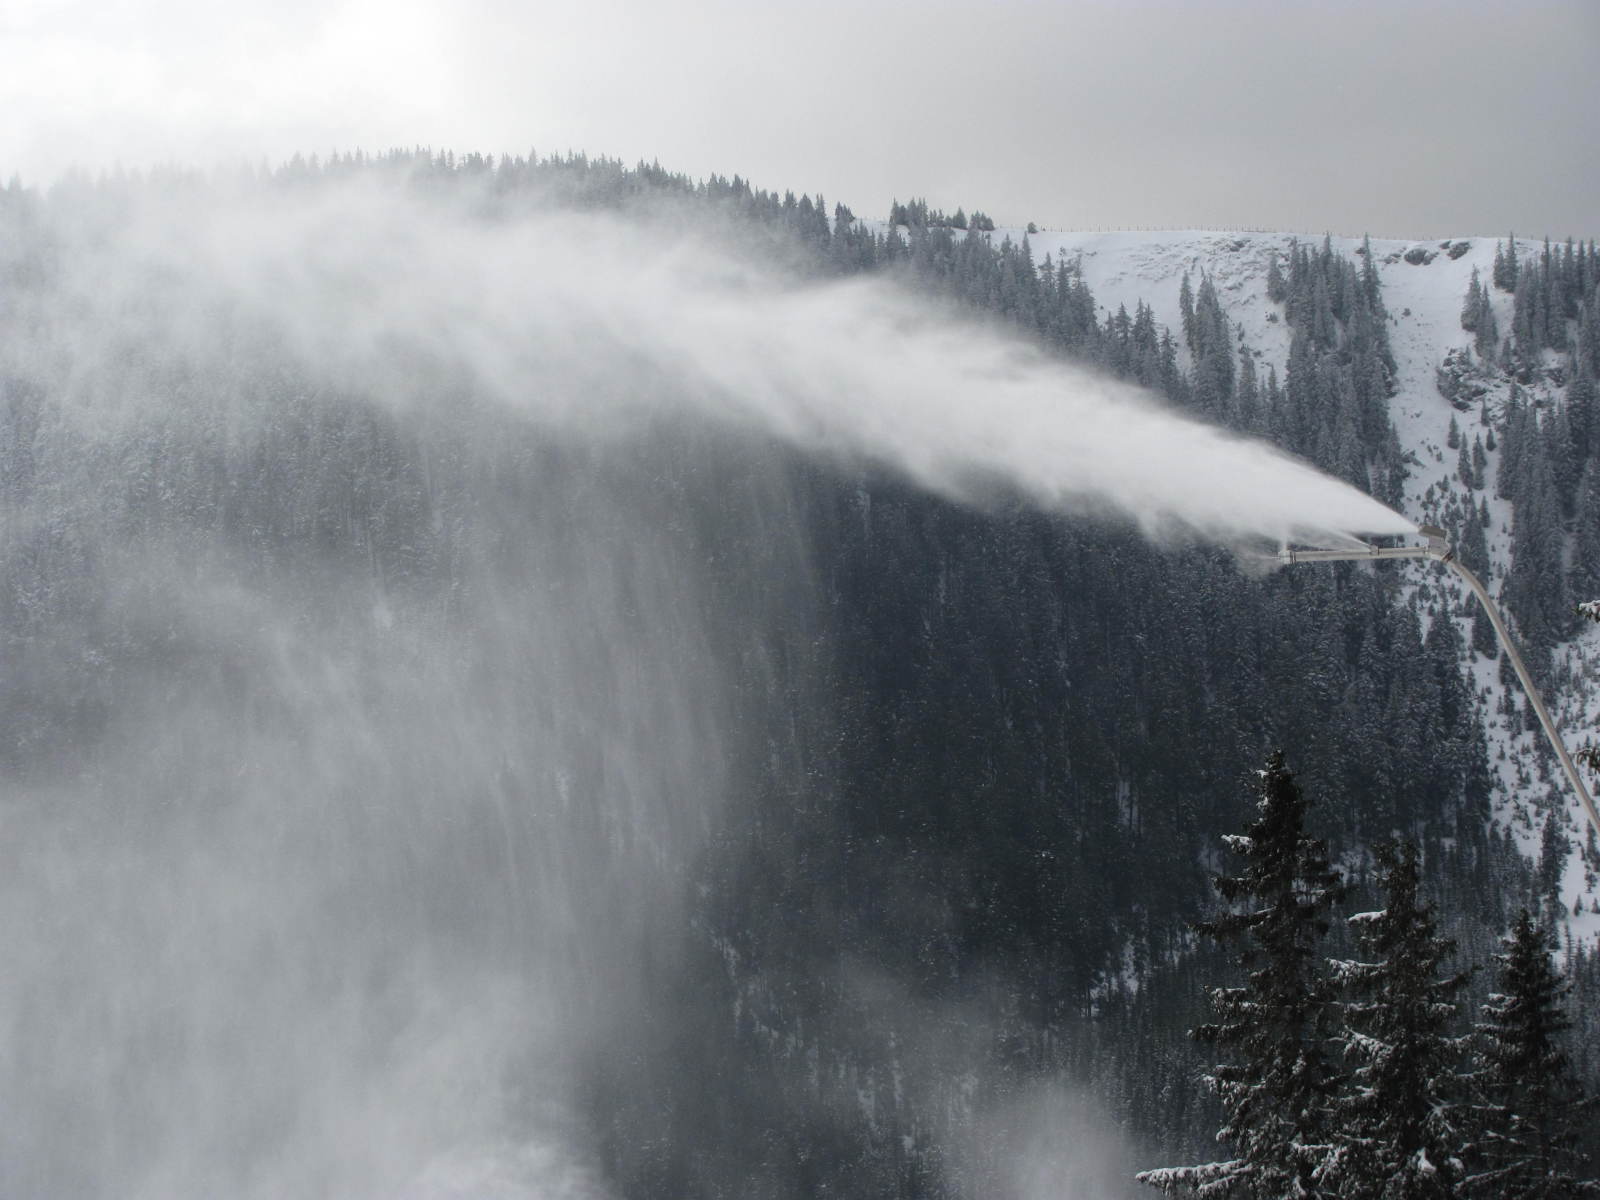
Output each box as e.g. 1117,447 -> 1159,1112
1277,524 -> 1452,567
1278,526 -> 1599,839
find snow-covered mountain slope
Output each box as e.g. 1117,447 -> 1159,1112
977,226 -> 1598,934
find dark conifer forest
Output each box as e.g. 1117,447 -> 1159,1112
1,150 -> 1597,1197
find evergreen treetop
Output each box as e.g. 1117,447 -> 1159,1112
1138,751 -> 1347,1197
1324,840 -> 1472,1199
1465,910 -> 1598,1197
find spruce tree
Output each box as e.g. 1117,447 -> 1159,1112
1465,911 -> 1598,1197
1459,504 -> 1498,657
1495,236 -> 1521,292
1475,295 -> 1499,359
1269,251 -> 1288,304
1325,841 -> 1471,1199
1536,812 -> 1569,916
1181,271 -> 1197,351
1581,602 -> 1600,777
1502,440 -> 1572,669
1463,269 -> 1484,333
1571,460 -> 1600,605
1138,752 -> 1347,1197
1580,604 -> 1593,774
1361,235 -> 1386,318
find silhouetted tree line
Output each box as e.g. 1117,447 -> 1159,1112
887,198 -> 995,232
1493,236 -> 1600,375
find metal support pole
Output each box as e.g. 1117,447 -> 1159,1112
1279,530 -> 1600,838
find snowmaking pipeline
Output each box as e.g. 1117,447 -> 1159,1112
1279,527 -> 1600,839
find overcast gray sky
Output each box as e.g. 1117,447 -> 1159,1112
4,0 -> 1597,238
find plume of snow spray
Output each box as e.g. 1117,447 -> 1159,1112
0,172 -> 1411,1198
30,174 -> 1412,549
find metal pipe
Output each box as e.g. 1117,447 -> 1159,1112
1279,528 -> 1600,838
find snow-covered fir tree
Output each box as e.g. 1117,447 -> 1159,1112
1138,752 -> 1347,1197
1464,910 -> 1598,1197
1580,602 -> 1599,777
1323,840 -> 1471,1199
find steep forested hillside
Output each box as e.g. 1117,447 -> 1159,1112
0,152 -> 1594,1198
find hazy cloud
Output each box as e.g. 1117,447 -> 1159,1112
4,0 -> 1596,237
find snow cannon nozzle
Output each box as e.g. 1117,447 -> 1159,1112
1417,524 -> 1449,556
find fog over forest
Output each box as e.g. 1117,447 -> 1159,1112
1,151 -> 1598,1198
